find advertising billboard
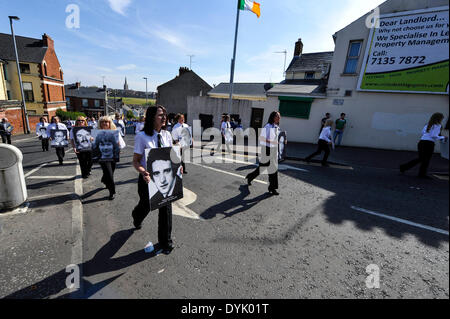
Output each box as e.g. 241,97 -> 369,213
358,6 -> 449,94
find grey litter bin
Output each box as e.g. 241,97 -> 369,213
0,144 -> 27,210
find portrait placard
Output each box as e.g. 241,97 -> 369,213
38,126 -> 48,139
278,131 -> 287,162
145,147 -> 183,211
73,126 -> 93,152
50,129 -> 68,148
91,129 -> 120,162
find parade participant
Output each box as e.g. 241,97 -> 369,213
400,113 -> 447,179
221,114 -> 233,154
132,105 -> 179,255
0,118 -> 13,144
88,117 -> 97,127
47,116 -> 68,165
96,116 -> 125,200
246,111 -> 281,195
114,113 -> 126,137
70,116 -> 93,179
305,120 -> 334,167
36,117 -> 49,151
135,116 -> 145,134
319,113 -> 331,136
172,113 -> 191,174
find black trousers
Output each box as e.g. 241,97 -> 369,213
1,134 -> 11,144
100,161 -> 116,194
246,146 -> 279,191
306,139 -> 330,164
180,147 -> 186,172
41,138 -> 49,151
132,174 -> 173,248
400,140 -> 435,177
77,152 -> 93,177
55,147 -> 65,163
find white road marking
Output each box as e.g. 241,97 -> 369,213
70,163 -> 84,295
173,187 -> 201,220
190,162 -> 268,185
433,174 -> 449,181
24,162 -> 50,178
278,164 -> 309,172
351,206 -> 449,236
14,137 -> 37,143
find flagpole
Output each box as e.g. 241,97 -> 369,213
228,1 -> 241,115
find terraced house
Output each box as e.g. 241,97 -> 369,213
0,33 -> 66,128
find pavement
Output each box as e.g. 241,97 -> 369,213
0,133 -> 448,299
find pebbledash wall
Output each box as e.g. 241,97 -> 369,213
272,0 -> 449,152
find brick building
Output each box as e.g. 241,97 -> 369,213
157,67 -> 212,118
65,82 -> 111,118
0,33 -> 66,120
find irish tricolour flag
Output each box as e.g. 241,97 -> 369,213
239,0 -> 261,18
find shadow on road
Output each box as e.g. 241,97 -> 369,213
3,228 -> 157,299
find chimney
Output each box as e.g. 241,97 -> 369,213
294,38 -> 303,57
42,33 -> 54,50
76,82 -> 81,89
179,67 -> 190,76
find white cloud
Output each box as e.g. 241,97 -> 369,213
116,64 -> 137,70
107,0 -> 132,15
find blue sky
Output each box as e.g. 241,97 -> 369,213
1,0 -> 385,92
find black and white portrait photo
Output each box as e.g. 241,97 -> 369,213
73,126 -> 93,151
50,129 -> 68,147
91,129 -> 120,162
145,147 -> 183,211
278,131 -> 287,162
38,127 -> 48,139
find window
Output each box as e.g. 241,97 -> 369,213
345,90 -> 352,97
20,63 -> 31,74
344,41 -> 362,74
94,100 -> 100,107
7,90 -> 11,100
278,96 -> 313,119
305,72 -> 315,79
82,99 -> 88,107
66,97 -> 70,107
2,64 -> 8,80
23,82 -> 34,102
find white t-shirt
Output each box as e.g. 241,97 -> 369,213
172,123 -> 190,141
421,124 -> 444,142
135,122 -> 145,133
134,130 -> 173,167
319,126 -> 332,143
260,123 -> 279,148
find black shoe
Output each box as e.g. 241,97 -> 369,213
82,175 -> 88,179
183,171 -> 188,174
399,165 -> 406,174
321,163 -> 330,167
162,245 -> 174,255
108,193 -> 115,200
133,219 -> 142,229
269,189 -> 279,196
246,177 -> 252,186
59,162 -> 63,166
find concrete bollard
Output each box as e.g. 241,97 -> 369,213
0,144 -> 27,210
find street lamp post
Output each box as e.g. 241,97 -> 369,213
9,16 -> 30,134
143,77 -> 148,105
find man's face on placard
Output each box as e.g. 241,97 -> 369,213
151,160 -> 175,197
76,129 -> 91,149
54,131 -> 64,143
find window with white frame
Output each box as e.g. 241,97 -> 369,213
343,41 -> 362,74
23,82 -> 34,102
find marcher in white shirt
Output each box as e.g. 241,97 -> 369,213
135,116 -> 145,134
36,116 -> 49,151
132,105 -> 181,255
172,113 -> 191,174
114,113 -> 126,137
221,114 -> 233,154
305,120 -> 333,167
246,111 -> 281,195
47,116 -> 68,165
400,113 -> 447,179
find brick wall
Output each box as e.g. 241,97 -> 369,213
0,107 -> 45,135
